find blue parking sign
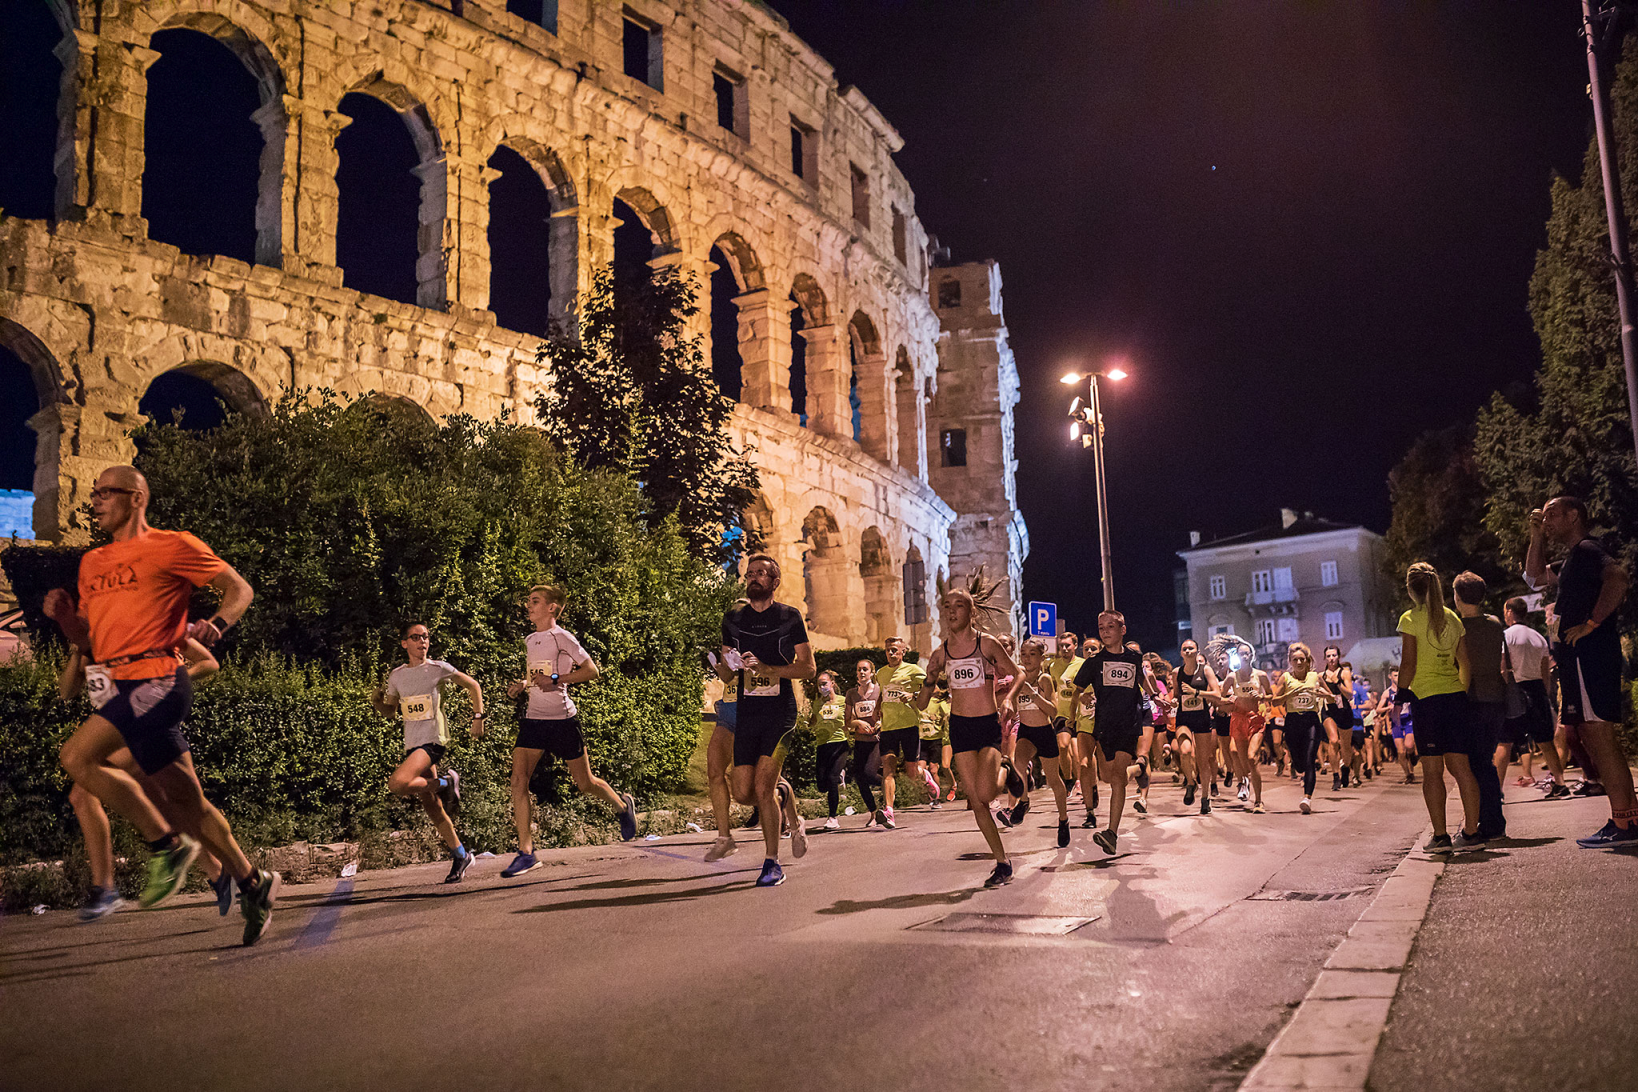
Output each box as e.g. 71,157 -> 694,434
1028,601 -> 1057,638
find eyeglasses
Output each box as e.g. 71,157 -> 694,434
89,487 -> 136,500
405,634 -> 431,641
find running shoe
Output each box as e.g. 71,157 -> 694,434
1576,820 -> 1638,848
618,792 -> 639,841
822,817 -> 840,831
1090,786 -> 1100,810
439,768 -> 462,818
1200,795 -> 1211,816
984,861 -> 1014,887
1081,813 -> 1098,828
139,834 -> 200,909
1340,767 -> 1350,789
742,808 -> 761,829
863,812 -> 881,830
1135,762 -> 1150,793
1132,798 -> 1147,815
78,886 -> 124,923
1451,831 -> 1486,852
1423,834 -> 1454,854
1300,797 -> 1312,815
1008,797 -> 1030,826
1364,767 -> 1373,781
756,859 -> 785,887
1251,802 -> 1265,814
1057,819 -> 1070,848
211,871 -> 234,916
1572,781 -> 1606,798
1209,780 -> 1219,798
929,800 -> 942,810
1092,829 -> 1117,855
790,814 -> 808,858
502,851 -> 543,876
1332,774 -> 1341,793
1223,771 -> 1234,789
883,806 -> 896,828
945,789 -> 958,803
1237,779 -> 1249,803
1544,783 -> 1572,800
876,808 -> 895,830
922,770 -> 941,798
993,807 -> 1013,829
445,847 -> 474,884
1183,782 -> 1197,807
239,868 -> 278,947
1002,761 -> 1026,798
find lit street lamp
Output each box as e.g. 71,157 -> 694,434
1062,365 -> 1128,612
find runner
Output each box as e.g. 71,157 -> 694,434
58,633 -> 229,921
704,641 -> 742,859
1320,645 -> 1356,792
846,658 -> 888,827
1073,638 -> 1102,826
51,465 -> 277,945
1524,498 -> 1637,847
1500,596 -> 1567,798
1269,643 -> 1326,814
1170,638 -> 1219,815
1071,611 -> 1158,854
1046,632 -> 1082,796
1398,562 -> 1482,853
798,671 -> 850,829
918,678 -> 952,807
370,622 -> 485,883
916,585 -> 1023,887
718,556 -> 816,884
1011,639 -> 1071,846
1214,641 -> 1269,814
1352,674 -> 1376,780
876,637 -> 928,824
502,584 -> 639,879
1378,667 -> 1418,783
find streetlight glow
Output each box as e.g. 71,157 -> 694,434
1106,368 -> 1128,382
1059,371 -> 1081,385
1069,421 -> 1081,440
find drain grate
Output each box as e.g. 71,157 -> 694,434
1246,887 -> 1371,902
909,912 -> 1098,935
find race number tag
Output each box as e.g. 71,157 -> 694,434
884,686 -> 912,705
744,671 -> 779,697
84,664 -> 114,710
401,694 -> 435,721
853,699 -> 878,718
1288,689 -> 1318,712
947,657 -> 985,690
1102,662 -> 1137,687
528,660 -> 555,684
1078,689 -> 1096,716
1181,692 -> 1204,712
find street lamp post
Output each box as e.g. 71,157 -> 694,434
1063,366 -> 1127,612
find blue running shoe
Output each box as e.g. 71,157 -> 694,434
756,859 -> 785,887
77,886 -> 124,923
1577,820 -> 1638,849
445,847 -> 474,884
211,871 -> 234,916
501,852 -> 540,878
618,792 -> 638,841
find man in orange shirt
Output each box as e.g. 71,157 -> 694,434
51,465 -> 277,946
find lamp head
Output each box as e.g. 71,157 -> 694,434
1105,368 -> 1128,382
1059,371 -> 1082,385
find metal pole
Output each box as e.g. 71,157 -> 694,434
1584,0 -> 1638,472
1090,374 -> 1115,612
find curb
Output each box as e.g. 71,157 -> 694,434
1240,824 -> 1444,1091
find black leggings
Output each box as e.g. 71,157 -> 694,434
816,742 -> 849,817
851,739 -> 883,814
1287,713 -> 1324,796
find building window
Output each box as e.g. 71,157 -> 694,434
1320,560 -> 1338,587
712,68 -> 747,138
1255,619 -> 1276,645
1325,612 -> 1344,641
1251,570 -> 1271,595
850,163 -> 871,228
939,428 -> 967,467
903,555 -> 928,625
623,12 -> 662,91
790,118 -> 816,182
1209,574 -> 1226,601
506,0 -> 558,32
937,278 -> 961,309
1208,622 -> 1233,639
1273,567 -> 1293,592
892,207 -> 908,264
1277,618 -> 1300,642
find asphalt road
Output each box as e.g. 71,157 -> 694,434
3,769 -> 1432,1092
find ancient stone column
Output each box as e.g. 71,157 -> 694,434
733,288 -> 793,416
648,252 -> 712,346
855,349 -> 893,463
799,324 -> 848,438
411,153 -> 452,310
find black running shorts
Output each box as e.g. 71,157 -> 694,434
733,709 -> 796,768
98,666 -> 193,776
1095,717 -> 1140,763
879,726 -> 922,763
1502,679 -> 1553,746
1212,713 -> 1231,738
1555,632 -> 1623,726
406,742 -> 447,766
1410,691 -> 1472,757
948,713 -> 1003,755
516,716 -> 587,761
1016,720 -> 1060,759
1350,728 -> 1366,749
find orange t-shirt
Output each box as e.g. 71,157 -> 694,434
78,530 -> 227,679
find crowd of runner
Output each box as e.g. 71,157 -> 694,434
44,469 -> 1634,944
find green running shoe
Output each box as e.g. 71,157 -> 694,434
239,868 -> 280,947
139,834 -> 200,909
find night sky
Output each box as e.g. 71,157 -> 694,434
769,0 -> 1593,649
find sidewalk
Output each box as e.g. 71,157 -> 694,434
1369,786 -> 1638,1092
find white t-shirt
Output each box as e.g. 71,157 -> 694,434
524,626 -> 590,720
1503,623 -> 1550,683
384,659 -> 459,750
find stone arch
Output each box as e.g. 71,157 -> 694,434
135,6 -> 293,266
892,345 -> 922,477
350,391 -> 438,428
141,360 -> 270,427
859,525 -> 896,646
0,320 -> 71,540
791,273 -> 829,326
480,126 -> 579,335
741,492 -> 774,553
709,231 -> 765,292
333,73 -> 449,308
847,310 -> 887,454
613,185 -> 681,257
801,505 -> 847,638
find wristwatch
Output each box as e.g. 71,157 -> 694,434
551,672 -> 561,684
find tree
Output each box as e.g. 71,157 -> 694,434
536,267 -> 760,562
1383,425 -> 1511,610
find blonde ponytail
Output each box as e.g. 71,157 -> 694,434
1405,562 -> 1448,639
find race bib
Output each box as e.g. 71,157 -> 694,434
528,660 -> 555,683
744,671 -> 779,698
1288,689 -> 1318,712
884,686 -> 912,705
1017,691 -> 1035,707
1102,662 -> 1136,687
1059,680 -> 1077,701
1181,692 -> 1204,712
401,694 -> 435,721
85,664 -> 114,710
854,699 -> 878,718
1078,690 -> 1096,715
948,657 -> 985,690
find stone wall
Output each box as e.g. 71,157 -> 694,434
0,0 -> 1026,649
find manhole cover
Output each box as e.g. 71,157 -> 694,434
1246,888 -> 1371,902
909,912 -> 1098,935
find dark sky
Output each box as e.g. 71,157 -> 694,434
769,0 -> 1593,649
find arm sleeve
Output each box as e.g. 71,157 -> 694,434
790,610 -> 809,647
1073,657 -> 1095,691
171,532 -> 229,587
561,631 -> 590,666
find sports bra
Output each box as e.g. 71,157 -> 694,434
1322,668 -> 1348,707
941,635 -> 995,691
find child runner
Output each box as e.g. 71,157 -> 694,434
918,678 -> 952,807
799,671 -> 850,829
876,637 -> 928,824
1012,638 -> 1071,846
1071,612 -> 1158,854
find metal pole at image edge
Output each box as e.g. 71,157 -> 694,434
1090,374 -> 1115,612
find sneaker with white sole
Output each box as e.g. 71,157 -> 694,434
822,817 -> 840,831
1300,797 -> 1312,814
501,851 -> 542,876
704,837 -> 736,862
790,814 -> 808,858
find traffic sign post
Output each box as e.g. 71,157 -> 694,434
1027,601 -> 1057,638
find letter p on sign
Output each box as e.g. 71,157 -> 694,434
1028,601 -> 1057,638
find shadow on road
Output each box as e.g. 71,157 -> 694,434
513,878 -> 752,913
815,888 -> 978,916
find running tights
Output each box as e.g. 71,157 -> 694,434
816,742 -> 849,817
851,740 -> 882,814
1288,719 -> 1323,796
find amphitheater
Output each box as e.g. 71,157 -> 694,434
0,0 -> 1028,652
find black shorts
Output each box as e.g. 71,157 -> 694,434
1502,679 -> 1554,745
1094,718 -> 1140,763
406,742 -> 447,766
734,709 -> 796,768
880,726 -> 923,763
1052,716 -> 1071,734
1175,710 -> 1209,737
1324,705 -> 1353,729
1212,713 -> 1231,738
1410,691 -> 1472,757
517,716 -> 587,761
99,667 -> 193,776
1555,633 -> 1623,726
1350,728 -> 1366,749
1016,721 -> 1060,759
949,713 -> 1003,755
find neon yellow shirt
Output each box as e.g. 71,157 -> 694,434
876,661 -> 926,732
1397,606 -> 1466,697
800,694 -> 850,746
1052,656 -> 1083,719
918,697 -> 950,741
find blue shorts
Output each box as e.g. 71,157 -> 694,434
98,666 -> 193,776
